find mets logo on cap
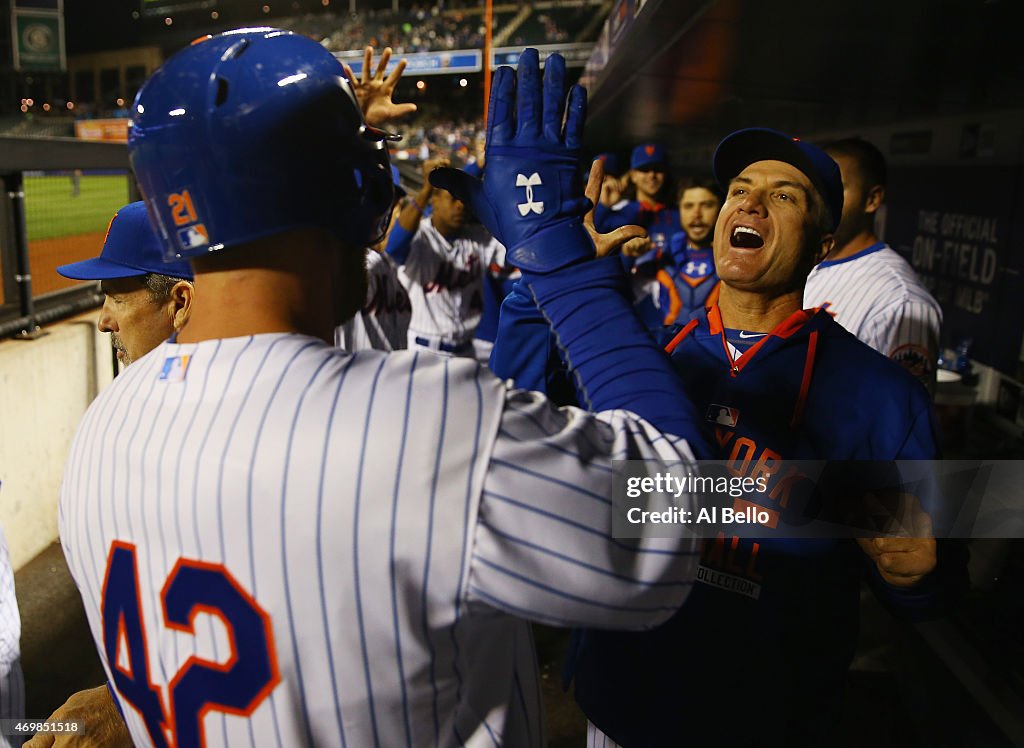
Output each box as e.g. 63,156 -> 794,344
166,189 -> 210,250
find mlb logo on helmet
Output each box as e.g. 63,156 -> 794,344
177,224 -> 210,250
706,404 -> 739,428
165,188 -> 211,251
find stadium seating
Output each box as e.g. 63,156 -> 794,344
278,1 -> 602,55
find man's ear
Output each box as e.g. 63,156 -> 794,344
864,184 -> 885,216
168,280 -> 194,331
815,233 -> 835,265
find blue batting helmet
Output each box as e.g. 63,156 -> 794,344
129,28 -> 395,261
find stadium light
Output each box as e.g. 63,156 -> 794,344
67,101 -> 75,110
322,0 -> 329,5
42,103 -> 50,111
212,11 -> 219,19
263,4 -> 270,12
26,98 -> 33,106
116,98 -> 126,107
165,17 -> 173,25
416,80 -> 426,90
459,78 -> 468,87
20,105 -> 27,113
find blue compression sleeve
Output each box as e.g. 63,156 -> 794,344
490,284 -> 553,393
384,222 -> 415,264
523,256 -> 710,455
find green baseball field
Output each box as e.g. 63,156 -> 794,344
20,172 -> 131,298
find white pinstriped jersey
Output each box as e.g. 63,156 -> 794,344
0,526 -> 23,748
335,251 -> 411,353
804,243 -> 942,392
400,218 -> 504,347
59,333 -> 700,747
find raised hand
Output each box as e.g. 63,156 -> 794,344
342,46 -> 418,128
421,156 -> 451,187
583,158 -> 647,258
429,48 -> 593,273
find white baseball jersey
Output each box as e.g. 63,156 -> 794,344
0,526 -> 23,748
400,218 -> 504,349
804,243 -> 942,392
59,333 -> 700,747
335,250 -> 412,353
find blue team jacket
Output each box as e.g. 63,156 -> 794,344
572,305 -> 948,747
492,292 -> 958,746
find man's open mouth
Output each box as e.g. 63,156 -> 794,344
731,225 -> 764,248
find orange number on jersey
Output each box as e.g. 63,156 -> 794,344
167,191 -> 198,227
102,542 -> 279,748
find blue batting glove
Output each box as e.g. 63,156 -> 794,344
429,48 -> 593,273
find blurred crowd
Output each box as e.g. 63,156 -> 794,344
389,110 -> 484,163
281,2 -> 592,54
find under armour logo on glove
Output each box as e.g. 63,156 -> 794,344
427,48 -> 594,273
516,173 -> 545,216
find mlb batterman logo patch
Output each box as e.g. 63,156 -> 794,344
159,355 -> 191,383
706,404 -> 739,428
177,224 -> 209,250
167,188 -> 210,250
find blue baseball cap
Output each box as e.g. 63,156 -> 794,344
630,143 -> 668,171
712,127 -> 844,231
594,152 -> 622,177
57,201 -> 194,281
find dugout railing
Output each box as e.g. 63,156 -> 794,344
0,136 -> 133,341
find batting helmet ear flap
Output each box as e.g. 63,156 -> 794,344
129,28 -> 395,262
353,129 -> 400,247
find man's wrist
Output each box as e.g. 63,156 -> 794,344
507,221 -> 595,274
412,187 -> 432,212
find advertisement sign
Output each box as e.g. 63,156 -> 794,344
74,119 -> 129,143
887,165 -> 1024,375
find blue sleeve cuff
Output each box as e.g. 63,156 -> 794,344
385,222 -> 415,264
506,221 -> 595,274
490,283 -> 555,392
